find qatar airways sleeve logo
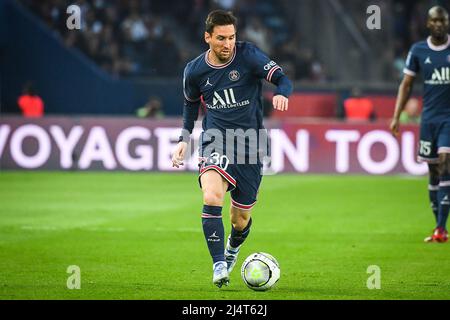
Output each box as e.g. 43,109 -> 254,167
263,61 -> 281,82
263,61 -> 277,71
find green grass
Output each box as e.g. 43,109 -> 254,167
0,172 -> 449,300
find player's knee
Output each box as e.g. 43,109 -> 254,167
203,189 -> 224,206
438,154 -> 450,176
429,163 -> 440,180
232,221 -> 248,232
231,212 -> 251,231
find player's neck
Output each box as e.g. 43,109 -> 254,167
430,34 -> 449,46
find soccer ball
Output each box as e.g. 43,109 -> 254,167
241,252 -> 280,291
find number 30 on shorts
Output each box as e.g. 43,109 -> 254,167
209,152 -> 230,171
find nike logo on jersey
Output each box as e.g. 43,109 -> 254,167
425,57 -> 432,64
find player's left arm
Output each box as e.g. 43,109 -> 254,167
271,72 -> 293,112
245,43 -> 293,112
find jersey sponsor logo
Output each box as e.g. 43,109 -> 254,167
425,67 -> 450,84
424,57 -> 432,64
213,89 -> 236,106
209,88 -> 250,109
229,70 -> 240,81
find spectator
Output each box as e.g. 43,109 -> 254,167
213,0 -> 237,11
310,60 -> 327,83
136,96 -> 164,118
150,31 -> 182,77
400,98 -> 421,124
242,16 -> 272,55
20,0 -> 316,80
121,7 -> 149,43
17,82 -> 45,118
343,87 -> 376,122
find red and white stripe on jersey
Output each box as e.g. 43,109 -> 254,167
201,213 -> 222,219
199,164 -> 237,189
231,197 -> 256,211
266,65 -> 282,83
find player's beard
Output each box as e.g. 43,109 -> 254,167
219,53 -> 230,62
215,48 -> 233,63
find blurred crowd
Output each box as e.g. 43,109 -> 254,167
19,0 -> 450,82
20,0 -> 326,81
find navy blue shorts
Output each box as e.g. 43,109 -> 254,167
198,153 -> 263,211
418,121 -> 450,163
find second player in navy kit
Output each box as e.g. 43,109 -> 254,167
172,10 -> 293,287
391,6 -> 450,243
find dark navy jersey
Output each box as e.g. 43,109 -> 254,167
404,36 -> 450,123
183,41 -> 286,134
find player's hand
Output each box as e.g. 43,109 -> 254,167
390,118 -> 400,137
172,142 -> 188,168
273,95 -> 289,112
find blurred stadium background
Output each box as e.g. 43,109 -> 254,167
1,0 -> 449,300
1,0 -> 446,116
1,0 -> 447,173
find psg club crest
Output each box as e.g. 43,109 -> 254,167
229,70 -> 240,81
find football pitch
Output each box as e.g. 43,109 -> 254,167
0,172 -> 449,300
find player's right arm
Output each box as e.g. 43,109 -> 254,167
390,74 -> 416,137
172,64 -> 201,168
390,46 -> 419,137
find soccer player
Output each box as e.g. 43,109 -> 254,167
171,10 -> 293,287
390,6 -> 450,243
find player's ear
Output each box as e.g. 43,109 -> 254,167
204,32 -> 211,44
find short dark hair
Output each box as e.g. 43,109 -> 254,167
205,10 -> 237,34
